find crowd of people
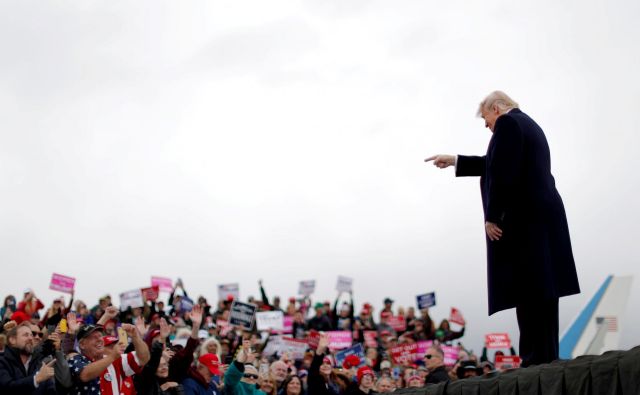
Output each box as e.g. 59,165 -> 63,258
0,280 -> 516,394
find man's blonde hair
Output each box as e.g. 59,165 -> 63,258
477,91 -> 519,116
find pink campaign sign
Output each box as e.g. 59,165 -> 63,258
416,340 -> 434,359
151,276 -> 173,293
441,345 -> 460,366
49,273 -> 75,294
328,331 -> 353,350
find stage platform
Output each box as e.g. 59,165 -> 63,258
397,346 -> 640,395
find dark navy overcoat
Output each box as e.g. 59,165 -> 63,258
456,108 -> 580,315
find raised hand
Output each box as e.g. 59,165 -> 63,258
66,312 -> 79,335
162,349 -> 175,361
237,339 -> 250,363
159,318 -> 171,340
190,304 -> 203,328
317,332 -> 330,355
104,306 -> 119,320
135,316 -> 149,338
424,154 -> 456,169
49,330 -> 62,350
122,323 -> 140,339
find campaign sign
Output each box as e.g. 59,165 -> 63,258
485,333 -> 511,349
141,286 -> 160,302
307,330 -> 321,350
441,345 -> 460,366
262,335 -> 283,356
256,311 -> 284,331
151,276 -> 173,293
390,343 -> 419,364
336,276 -> 353,293
335,343 -> 365,368
387,316 -> 407,332
50,273 -> 76,294
120,289 -> 144,310
281,337 -> 309,360
218,283 -> 240,301
495,355 -> 522,370
229,301 -> 257,330
217,319 -> 233,337
328,331 -> 353,350
271,315 -> 293,335
298,280 -> 316,296
364,331 -> 378,348
416,340 -> 434,359
449,307 -> 465,326
180,296 -> 194,312
416,292 -> 436,310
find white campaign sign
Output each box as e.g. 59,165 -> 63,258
120,289 -> 144,310
256,311 -> 285,331
336,276 -> 353,293
298,280 -> 316,296
218,283 -> 240,301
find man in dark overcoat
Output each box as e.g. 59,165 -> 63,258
425,91 -> 580,367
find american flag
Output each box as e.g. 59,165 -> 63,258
596,316 -> 618,332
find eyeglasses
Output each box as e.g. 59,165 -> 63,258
244,374 -> 259,379
32,331 -> 44,338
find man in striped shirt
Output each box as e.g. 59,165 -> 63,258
68,323 -> 150,395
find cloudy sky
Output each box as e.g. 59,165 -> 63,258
1,0 -> 638,353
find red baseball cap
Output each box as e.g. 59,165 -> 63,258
103,336 -> 119,347
357,366 -> 375,383
198,353 -> 221,376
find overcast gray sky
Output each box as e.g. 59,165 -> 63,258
1,0 -> 638,354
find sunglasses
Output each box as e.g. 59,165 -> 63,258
32,331 -> 44,338
244,374 -> 259,379
424,354 -> 433,359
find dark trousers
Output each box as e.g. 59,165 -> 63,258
516,298 -> 559,367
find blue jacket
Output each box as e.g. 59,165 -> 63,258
182,368 -> 218,395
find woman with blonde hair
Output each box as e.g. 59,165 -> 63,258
196,336 -> 221,360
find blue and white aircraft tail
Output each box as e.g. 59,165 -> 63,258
559,275 -> 633,359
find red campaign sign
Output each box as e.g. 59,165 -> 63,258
364,331 -> 378,348
307,330 -> 320,350
495,355 -> 522,370
141,286 -> 160,302
217,319 -> 233,336
390,343 -> 419,365
387,316 -> 407,332
449,307 -> 465,326
485,333 -> 511,349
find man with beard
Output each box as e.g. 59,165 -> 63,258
0,321 -> 57,394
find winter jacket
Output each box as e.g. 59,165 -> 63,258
0,346 -> 57,394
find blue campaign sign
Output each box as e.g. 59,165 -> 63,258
416,292 -> 436,310
335,343 -> 366,368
